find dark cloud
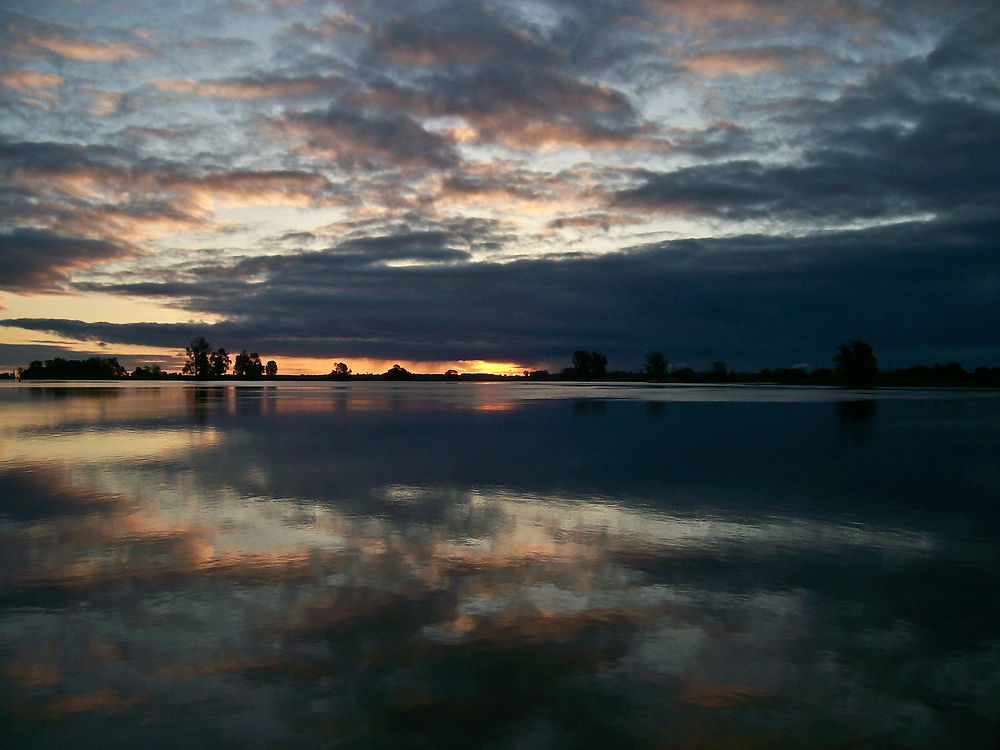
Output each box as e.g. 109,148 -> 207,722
11,215 -> 998,369
353,65 -> 655,151
616,94 -> 1000,222
0,319 -> 206,351
278,106 -> 459,169
0,138 -> 129,173
0,228 -> 136,291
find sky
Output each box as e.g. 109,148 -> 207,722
0,0 -> 998,375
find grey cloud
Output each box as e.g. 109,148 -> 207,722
0,139 -> 129,172
353,65 -> 652,150
73,219 -> 506,298
433,65 -> 635,120
371,1 -> 563,66
339,233 -> 472,261
274,230 -> 317,245
670,121 -> 753,158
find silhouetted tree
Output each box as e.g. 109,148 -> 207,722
592,352 -> 607,379
712,361 -> 728,379
209,347 -> 231,377
265,360 -> 278,377
675,367 -> 696,382
941,361 -> 966,378
330,362 -> 351,379
834,340 -> 878,387
234,350 -> 264,378
445,369 -> 459,379
132,364 -> 163,379
570,350 -> 608,379
183,336 -> 212,378
644,351 -> 668,381
384,363 -> 411,380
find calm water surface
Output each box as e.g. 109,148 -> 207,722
1,381 -> 999,748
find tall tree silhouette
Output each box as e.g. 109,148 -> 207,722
571,350 -> 608,379
834,340 -> 878,387
209,347 -> 231,377
644,351 -> 668,381
234,350 -> 264,378
183,336 -> 211,378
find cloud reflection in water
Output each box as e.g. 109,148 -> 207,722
1,383 -> 999,748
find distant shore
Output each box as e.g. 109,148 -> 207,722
5,369 -> 1000,389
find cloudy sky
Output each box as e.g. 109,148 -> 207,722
1,0 -> 997,374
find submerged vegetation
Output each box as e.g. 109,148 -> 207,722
8,339 -> 1000,387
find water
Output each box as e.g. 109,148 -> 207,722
1,382 -> 999,748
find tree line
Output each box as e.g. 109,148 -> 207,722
544,340 -> 997,388
7,338 -> 1000,387
181,336 -> 277,379
16,356 -> 127,380
538,344 -> 874,384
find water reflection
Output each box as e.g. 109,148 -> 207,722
1,383 -> 999,747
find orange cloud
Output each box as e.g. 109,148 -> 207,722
4,159 -> 335,245
491,119 -> 670,151
646,0 -> 773,26
381,37 -> 497,66
85,88 -> 123,117
154,74 -> 344,100
647,0 -> 883,30
285,11 -> 366,38
178,170 -> 334,209
24,34 -> 146,62
0,69 -> 63,91
680,47 -> 825,77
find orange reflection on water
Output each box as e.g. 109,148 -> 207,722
4,654 -> 62,688
40,689 -> 140,718
678,681 -> 774,708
